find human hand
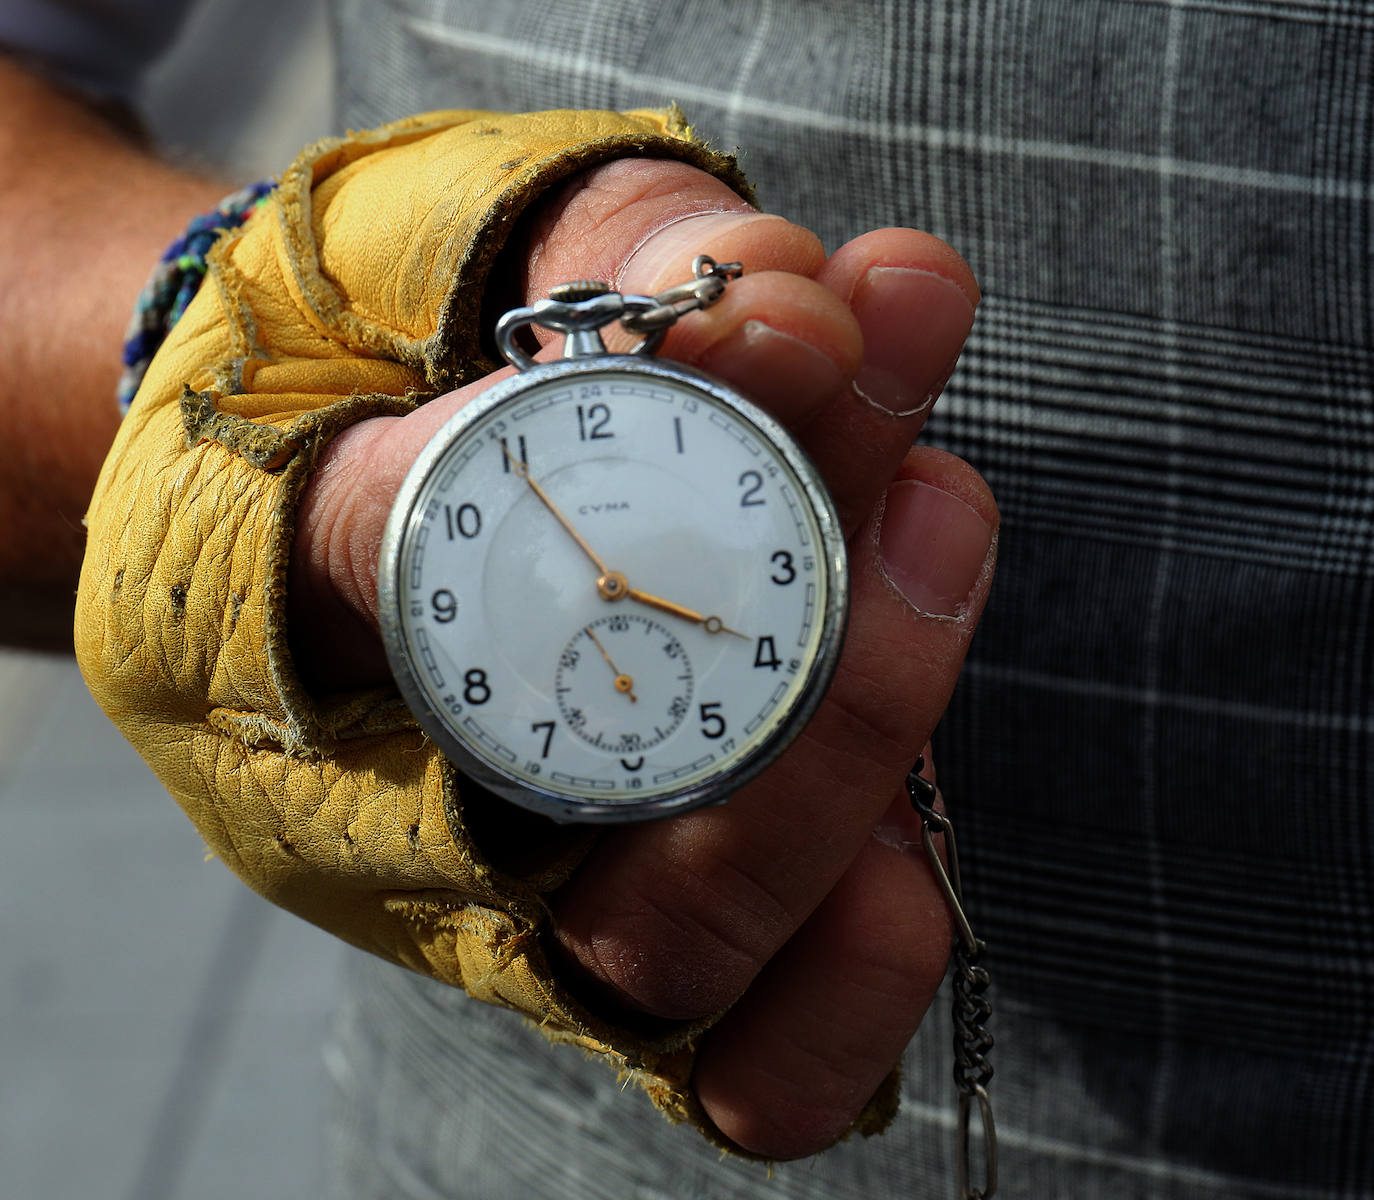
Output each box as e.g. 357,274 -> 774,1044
289,157 -> 997,1158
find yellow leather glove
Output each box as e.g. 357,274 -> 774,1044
74,107 -> 762,1146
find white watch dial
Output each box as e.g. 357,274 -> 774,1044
381,360 -> 846,822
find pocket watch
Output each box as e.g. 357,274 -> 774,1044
379,256 -> 847,823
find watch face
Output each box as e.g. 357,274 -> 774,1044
379,356 -> 847,823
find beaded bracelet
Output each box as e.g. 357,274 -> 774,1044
117,179 -> 275,412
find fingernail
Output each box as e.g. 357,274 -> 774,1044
879,480 -> 993,618
698,320 -> 844,411
851,268 -> 976,417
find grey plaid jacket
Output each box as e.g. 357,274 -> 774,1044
322,3 -> 1374,1198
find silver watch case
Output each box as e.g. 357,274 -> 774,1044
377,353 -> 848,824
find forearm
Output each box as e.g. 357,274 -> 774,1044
0,54 -> 225,649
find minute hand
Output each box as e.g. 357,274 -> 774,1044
506,453 -> 609,576
625,587 -> 748,639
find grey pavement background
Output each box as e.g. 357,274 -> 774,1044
1,3 -> 348,1198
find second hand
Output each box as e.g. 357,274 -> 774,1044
584,625 -> 636,702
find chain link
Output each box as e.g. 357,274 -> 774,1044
907,761 -> 999,1200
952,940 -> 994,1096
621,254 -> 744,334
496,255 -> 743,370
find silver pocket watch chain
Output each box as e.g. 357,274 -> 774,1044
908,760 -> 999,1199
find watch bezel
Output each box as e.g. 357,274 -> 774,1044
378,354 -> 848,824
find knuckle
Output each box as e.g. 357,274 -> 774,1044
525,159 -> 750,293
569,848 -> 798,1021
711,1084 -> 860,1161
696,858 -> 945,1159
815,653 -> 926,774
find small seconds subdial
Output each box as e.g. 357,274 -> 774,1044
555,614 -> 695,758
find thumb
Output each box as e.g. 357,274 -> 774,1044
522,156 -> 822,302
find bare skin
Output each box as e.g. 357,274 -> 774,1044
3,55 -> 999,1161
0,57 -> 224,649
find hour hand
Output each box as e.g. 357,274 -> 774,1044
625,587 -> 748,639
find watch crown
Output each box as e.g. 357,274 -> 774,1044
549,279 -> 614,303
